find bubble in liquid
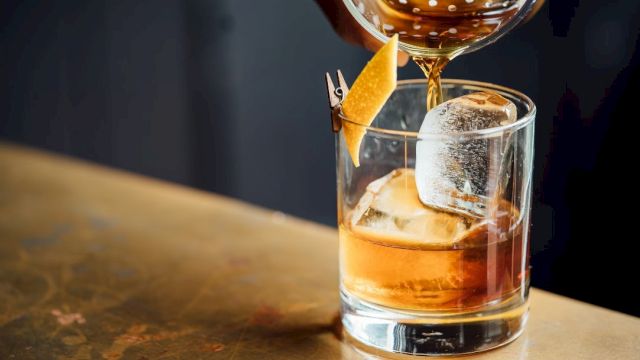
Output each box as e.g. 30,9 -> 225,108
448,28 -> 458,34
448,4 -> 457,11
428,0 -> 437,7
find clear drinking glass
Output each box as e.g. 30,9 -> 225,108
337,79 -> 535,356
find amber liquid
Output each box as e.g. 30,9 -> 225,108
359,0 -> 524,109
339,169 -> 528,312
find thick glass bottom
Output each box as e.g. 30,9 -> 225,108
341,288 -> 529,356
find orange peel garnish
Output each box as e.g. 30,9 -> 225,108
342,34 -> 398,167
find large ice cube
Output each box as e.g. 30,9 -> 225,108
350,169 -> 472,245
415,92 -> 516,217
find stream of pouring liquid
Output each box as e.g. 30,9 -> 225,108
404,56 -> 451,169
413,56 -> 451,111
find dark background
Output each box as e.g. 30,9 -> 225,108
1,1 -> 638,316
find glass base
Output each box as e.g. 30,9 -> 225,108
341,289 -> 529,356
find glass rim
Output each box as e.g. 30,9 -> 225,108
341,0 -> 536,57
338,78 -> 536,140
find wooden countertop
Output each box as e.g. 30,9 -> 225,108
0,142 -> 638,359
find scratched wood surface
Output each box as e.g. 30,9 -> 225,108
0,142 -> 638,360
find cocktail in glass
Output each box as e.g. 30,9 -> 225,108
336,79 -> 535,355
